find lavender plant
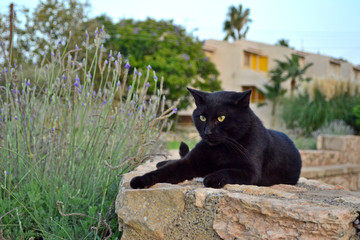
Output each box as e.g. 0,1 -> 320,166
0,28 -> 177,239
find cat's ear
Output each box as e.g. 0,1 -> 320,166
187,87 -> 207,106
232,90 -> 252,107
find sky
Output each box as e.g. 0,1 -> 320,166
1,0 -> 360,65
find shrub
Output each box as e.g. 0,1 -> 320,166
0,28 -> 177,238
281,77 -> 360,136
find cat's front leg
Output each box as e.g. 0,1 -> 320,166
130,158 -> 197,189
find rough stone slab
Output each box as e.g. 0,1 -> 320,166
116,158 -> 360,240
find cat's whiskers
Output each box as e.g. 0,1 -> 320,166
223,136 -> 250,161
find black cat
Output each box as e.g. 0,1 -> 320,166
130,88 -> 302,189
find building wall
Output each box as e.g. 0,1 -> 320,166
197,39 -> 360,128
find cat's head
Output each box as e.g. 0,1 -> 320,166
188,88 -> 252,146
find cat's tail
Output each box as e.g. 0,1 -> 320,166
179,141 -> 190,158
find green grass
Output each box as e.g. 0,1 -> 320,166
0,28 -> 177,239
167,140 -> 198,150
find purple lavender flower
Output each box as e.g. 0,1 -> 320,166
82,103 -> 85,107
51,127 -> 55,132
58,41 -> 62,45
133,27 -> 139,35
5,171 -> 9,175
117,81 -> 121,87
75,45 -> 79,50
108,54 -> 112,58
14,116 -> 18,120
134,69 -> 138,75
34,61 -> 37,66
146,83 -> 150,87
173,108 -> 178,114
103,101 -> 107,105
138,72 -> 142,77
153,76 -> 158,81
78,88 -> 82,93
62,75 -> 66,80
105,60 -> 108,65
51,52 -> 55,56
26,81 -> 31,86
128,86 -> 132,90
147,65 -> 152,70
180,53 -> 190,61
125,63 -> 131,69
14,63 -> 17,67
74,81 -> 80,87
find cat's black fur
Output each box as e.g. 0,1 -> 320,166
130,88 -> 302,189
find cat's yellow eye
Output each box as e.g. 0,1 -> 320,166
217,115 -> 226,122
200,115 -> 206,122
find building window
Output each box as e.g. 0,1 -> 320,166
244,52 -> 251,67
242,86 -> 265,103
243,51 -> 268,73
329,61 -> 341,77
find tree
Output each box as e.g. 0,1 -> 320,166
0,4 -> 31,65
275,39 -> 290,47
223,4 -> 252,41
258,67 -> 288,127
100,18 -> 221,109
24,0 -> 100,58
277,54 -> 313,98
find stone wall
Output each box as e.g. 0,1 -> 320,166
116,158 -> 360,240
115,135 -> 360,239
301,135 -> 360,191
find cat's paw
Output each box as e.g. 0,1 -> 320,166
203,175 -> 226,189
130,176 -> 148,189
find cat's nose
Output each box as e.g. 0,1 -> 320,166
204,126 -> 213,135
204,128 -> 214,137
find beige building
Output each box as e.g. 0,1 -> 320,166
180,39 -> 360,128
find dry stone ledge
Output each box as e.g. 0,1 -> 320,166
116,157 -> 360,240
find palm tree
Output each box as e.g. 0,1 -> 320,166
258,67 -> 288,127
277,55 -> 313,98
223,4 -> 252,41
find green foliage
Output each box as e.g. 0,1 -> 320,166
258,61 -> 288,126
276,54 -> 313,97
353,104 -> 360,127
275,39 -> 291,47
281,90 -> 360,136
2,1 -> 220,110
223,4 -> 252,41
97,17 -> 221,109
0,29 -> 177,239
292,137 -> 317,150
